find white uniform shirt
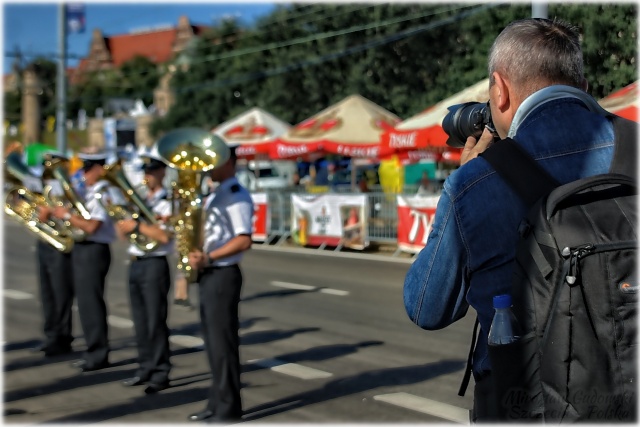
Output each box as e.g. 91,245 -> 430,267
83,180 -> 117,244
44,179 -> 63,197
128,187 -> 174,257
202,177 -> 253,267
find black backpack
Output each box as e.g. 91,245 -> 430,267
478,115 -> 638,422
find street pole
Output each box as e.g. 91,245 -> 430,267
532,2 -> 548,19
56,3 -> 67,153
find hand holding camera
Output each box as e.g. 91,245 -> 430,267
460,127 -> 496,165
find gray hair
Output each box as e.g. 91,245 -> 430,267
488,18 -> 584,100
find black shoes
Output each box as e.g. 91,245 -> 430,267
174,298 -> 192,307
188,410 -> 214,422
144,382 -> 169,394
32,342 -> 73,356
70,359 -> 109,372
122,376 -> 147,387
43,345 -> 73,357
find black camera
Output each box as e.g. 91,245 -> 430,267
441,101 -> 495,148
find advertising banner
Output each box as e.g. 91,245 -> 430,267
291,194 -> 369,250
251,192 -> 269,242
396,195 -> 440,253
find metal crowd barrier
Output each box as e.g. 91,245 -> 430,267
259,189 -> 437,247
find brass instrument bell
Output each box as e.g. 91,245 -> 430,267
157,128 -> 230,173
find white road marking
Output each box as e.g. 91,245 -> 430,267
107,315 -> 134,328
319,288 -> 350,296
247,358 -> 333,380
271,281 -> 316,291
169,335 -> 204,349
374,392 -> 470,424
3,289 -> 34,300
270,281 -> 348,296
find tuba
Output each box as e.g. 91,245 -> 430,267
4,151 -> 75,252
156,128 -> 230,283
99,159 -> 161,253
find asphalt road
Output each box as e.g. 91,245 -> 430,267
3,218 -> 476,424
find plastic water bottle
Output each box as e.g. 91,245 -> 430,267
488,294 -> 521,345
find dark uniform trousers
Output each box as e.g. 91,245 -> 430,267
199,264 -> 243,419
72,241 -> 111,368
36,240 -> 74,349
128,256 -> 172,384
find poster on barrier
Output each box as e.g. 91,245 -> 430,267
290,194 -> 369,250
396,194 -> 440,254
251,193 -> 269,242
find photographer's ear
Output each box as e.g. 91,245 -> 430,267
491,71 -> 510,111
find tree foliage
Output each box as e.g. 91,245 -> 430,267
153,3 -> 636,136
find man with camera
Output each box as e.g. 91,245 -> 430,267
403,18 -> 618,422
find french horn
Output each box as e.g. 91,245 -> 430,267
156,128 -> 230,283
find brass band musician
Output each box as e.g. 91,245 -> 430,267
115,153 -> 174,394
41,151 -> 116,372
33,152 -> 75,356
187,147 -> 253,423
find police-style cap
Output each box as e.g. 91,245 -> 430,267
78,151 -> 108,169
140,154 -> 167,171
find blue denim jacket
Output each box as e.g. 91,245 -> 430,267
403,88 -> 615,378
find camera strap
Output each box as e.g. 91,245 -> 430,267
480,138 -> 559,207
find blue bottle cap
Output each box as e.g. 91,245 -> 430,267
493,294 -> 512,309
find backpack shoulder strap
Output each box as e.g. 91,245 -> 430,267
480,139 -> 560,206
609,115 -> 638,179
458,316 -> 480,397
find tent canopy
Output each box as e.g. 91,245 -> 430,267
270,94 -> 400,159
213,107 -> 291,158
598,80 -> 638,122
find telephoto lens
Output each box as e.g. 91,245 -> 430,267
441,102 -> 493,148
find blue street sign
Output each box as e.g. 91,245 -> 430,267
66,3 -> 85,34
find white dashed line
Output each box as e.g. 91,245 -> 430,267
319,288 -> 350,296
3,289 -> 34,300
169,335 -> 204,349
373,393 -> 470,424
271,281 -> 316,291
247,358 -> 333,379
270,281 -> 348,296
107,315 -> 134,328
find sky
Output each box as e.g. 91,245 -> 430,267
2,1 -> 280,74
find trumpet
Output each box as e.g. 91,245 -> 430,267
98,159 -> 161,253
4,151 -> 75,252
156,128 -> 230,283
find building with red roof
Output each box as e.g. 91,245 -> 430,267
70,15 -> 208,84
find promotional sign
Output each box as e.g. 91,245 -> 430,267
396,194 -> 440,253
251,193 -> 269,242
291,194 -> 369,250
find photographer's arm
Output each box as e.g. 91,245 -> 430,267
403,189 -> 469,330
